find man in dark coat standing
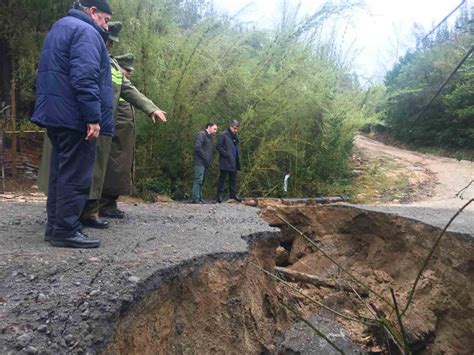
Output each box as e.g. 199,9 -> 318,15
216,120 -> 241,203
30,0 -> 114,248
192,122 -> 217,203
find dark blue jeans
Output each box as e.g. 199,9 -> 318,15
217,170 -> 237,199
46,128 -> 96,239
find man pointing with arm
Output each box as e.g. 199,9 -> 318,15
99,52 -> 167,218
81,24 -> 167,224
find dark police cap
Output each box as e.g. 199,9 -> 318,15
115,53 -> 135,71
81,0 -> 112,15
107,21 -> 122,42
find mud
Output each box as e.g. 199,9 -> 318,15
104,239 -> 290,354
260,202 -> 474,354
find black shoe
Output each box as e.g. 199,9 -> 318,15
50,230 -> 100,249
99,209 -> 124,219
216,195 -> 224,203
80,218 -> 109,229
192,200 -> 203,204
231,195 -> 242,203
199,199 -> 208,204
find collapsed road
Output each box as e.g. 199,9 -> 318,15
0,202 -> 285,354
0,199 -> 473,354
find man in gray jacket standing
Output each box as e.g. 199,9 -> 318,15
192,122 -> 217,203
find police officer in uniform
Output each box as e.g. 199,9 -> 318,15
99,53 -> 147,217
81,25 -> 167,224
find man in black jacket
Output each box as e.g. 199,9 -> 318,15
216,120 -> 241,203
192,122 -> 217,203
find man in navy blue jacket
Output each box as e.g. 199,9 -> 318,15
31,0 -> 114,248
216,120 -> 242,203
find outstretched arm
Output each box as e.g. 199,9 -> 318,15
120,75 -> 166,124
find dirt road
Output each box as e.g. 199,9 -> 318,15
354,135 -> 474,234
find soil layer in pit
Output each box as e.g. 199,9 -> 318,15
260,202 -> 474,354
103,235 -> 363,355
104,237 -> 292,354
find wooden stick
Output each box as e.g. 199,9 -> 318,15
10,77 -> 17,178
277,215 -> 392,307
253,262 -> 375,325
275,266 -> 368,297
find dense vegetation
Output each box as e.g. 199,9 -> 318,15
1,0 -> 378,199
383,4 -> 473,151
0,0 -> 71,103
109,0 -> 376,199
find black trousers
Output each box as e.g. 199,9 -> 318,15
46,128 -> 96,239
217,170 -> 237,198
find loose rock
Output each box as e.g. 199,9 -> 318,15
17,333 -> 32,348
128,276 -> 140,283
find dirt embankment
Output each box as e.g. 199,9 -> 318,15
104,202 -> 474,354
104,238 -> 290,354
259,202 -> 474,354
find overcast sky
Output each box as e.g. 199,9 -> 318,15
212,0 -> 467,80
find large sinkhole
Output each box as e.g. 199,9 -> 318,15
103,204 -> 474,354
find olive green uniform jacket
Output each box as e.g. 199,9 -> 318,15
102,99 -> 135,196
37,56 -> 159,199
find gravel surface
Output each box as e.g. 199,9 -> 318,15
0,202 -> 278,354
354,204 -> 474,236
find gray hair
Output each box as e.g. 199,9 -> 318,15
73,1 -> 89,12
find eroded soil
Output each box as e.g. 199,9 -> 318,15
104,239 -> 291,355
259,203 -> 474,354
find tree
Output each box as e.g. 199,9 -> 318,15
383,8 -> 474,150
0,0 -> 70,109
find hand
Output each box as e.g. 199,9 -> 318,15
150,110 -> 167,124
86,123 -> 100,140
